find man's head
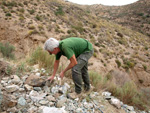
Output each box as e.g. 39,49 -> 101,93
44,38 -> 59,54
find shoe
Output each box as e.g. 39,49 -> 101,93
67,92 -> 81,99
84,86 -> 94,94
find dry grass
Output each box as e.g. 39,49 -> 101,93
28,47 -> 55,72
89,70 -> 150,110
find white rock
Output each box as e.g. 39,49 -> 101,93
19,88 -> 25,92
40,106 -> 67,113
102,91 -> 111,97
2,77 -> 9,82
29,90 -> 47,102
110,98 -> 121,109
5,85 -> 19,93
39,100 -> 49,105
35,72 -> 41,77
127,105 -> 134,111
11,75 -> 21,84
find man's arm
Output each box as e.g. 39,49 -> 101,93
47,60 -> 60,82
60,54 -> 77,79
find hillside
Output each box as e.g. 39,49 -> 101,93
88,0 -> 150,36
0,0 -> 150,112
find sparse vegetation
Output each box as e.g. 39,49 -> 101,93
0,42 -> 15,59
28,9 -> 35,15
89,70 -> 149,110
115,59 -> 121,68
108,81 -> 149,110
16,62 -> 26,76
5,13 -> 11,16
28,47 -> 55,71
122,58 -> 136,70
55,6 -> 65,16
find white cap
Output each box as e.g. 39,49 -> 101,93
44,38 -> 59,51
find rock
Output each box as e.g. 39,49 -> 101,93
7,100 -> 17,107
39,100 -> 49,105
17,97 -> 27,108
25,74 -> 46,87
33,68 -> 39,72
102,91 -> 111,97
11,75 -> 21,84
33,87 -> 42,91
76,108 -> 83,112
40,106 -> 67,113
51,85 -> 60,94
29,90 -> 47,102
28,106 -> 38,113
126,105 -> 134,111
67,92 -> 77,99
19,88 -> 25,92
46,95 -> 56,102
83,102 -> 93,109
5,85 -> 19,93
35,72 -> 41,77
43,86 -> 50,93
110,98 -> 121,109
49,102 -> 55,106
56,97 -> 67,108
24,84 -> 33,91
7,107 -> 18,113
2,77 -> 9,82
59,83 -> 70,94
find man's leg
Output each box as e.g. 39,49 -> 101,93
72,58 -> 87,94
81,62 -> 90,91
79,50 -> 93,91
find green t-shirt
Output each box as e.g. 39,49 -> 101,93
56,37 -> 93,60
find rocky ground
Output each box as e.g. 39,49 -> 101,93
0,60 -> 149,113
0,0 -> 150,112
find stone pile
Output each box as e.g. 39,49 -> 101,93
0,68 -> 149,113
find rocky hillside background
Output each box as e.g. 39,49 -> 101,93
89,0 -> 150,36
0,0 -> 150,112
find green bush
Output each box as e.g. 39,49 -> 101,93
2,1 -> 17,7
122,59 -> 135,70
55,6 -> 64,16
35,15 -> 41,21
28,9 -> 35,14
143,65 -> 147,71
0,42 -> 15,59
115,59 -> 121,68
5,13 -> 11,16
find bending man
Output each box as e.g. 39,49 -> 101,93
44,37 -> 93,95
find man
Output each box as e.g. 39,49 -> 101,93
44,37 -> 93,95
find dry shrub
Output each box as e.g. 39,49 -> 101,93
28,47 -> 55,71
108,69 -> 131,86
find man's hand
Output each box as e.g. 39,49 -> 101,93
47,75 -> 55,83
60,71 -> 64,80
